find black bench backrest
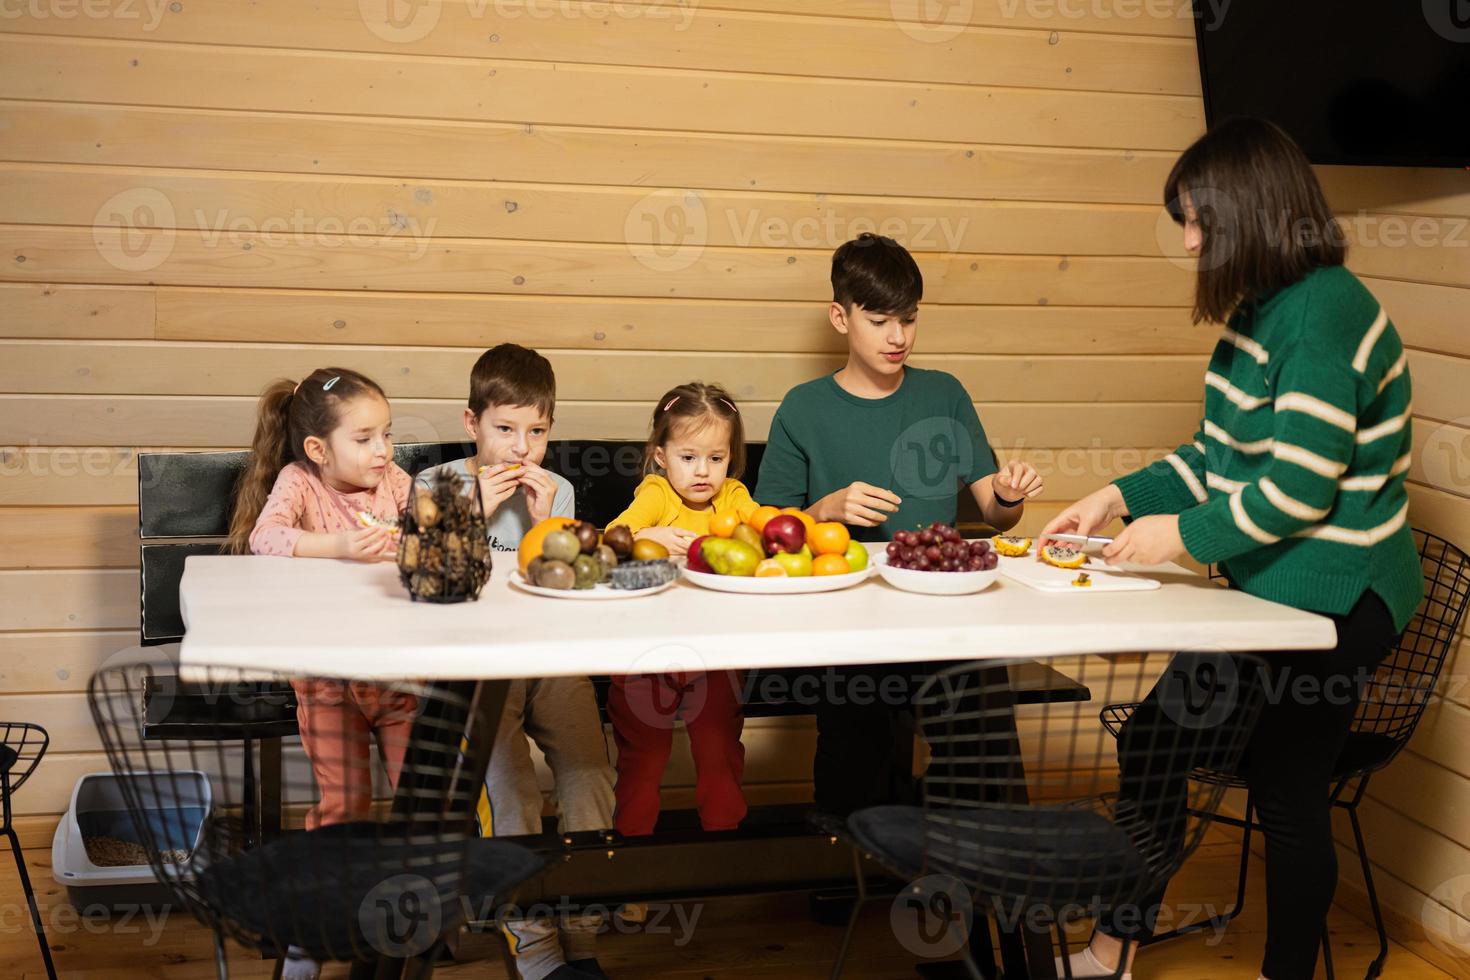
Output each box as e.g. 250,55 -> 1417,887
137,440 -> 768,643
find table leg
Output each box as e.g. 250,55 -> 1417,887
241,735 -> 258,847
259,736 -> 283,841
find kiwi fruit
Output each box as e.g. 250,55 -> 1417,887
573,554 -> 600,590
526,555 -> 546,582
602,524 -> 635,559
535,559 -> 576,591
542,529 -> 581,565
594,544 -> 617,582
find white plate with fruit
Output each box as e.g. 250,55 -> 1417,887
679,509 -> 873,595
511,519 -> 680,599
872,523 -> 1001,596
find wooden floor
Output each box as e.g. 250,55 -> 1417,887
1,828 -> 1452,980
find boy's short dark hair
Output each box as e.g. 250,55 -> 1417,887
830,233 -> 923,316
468,343 -> 556,418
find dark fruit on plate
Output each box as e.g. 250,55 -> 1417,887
573,522 -> 601,555
535,559 -> 576,590
602,524 -> 635,559
762,514 -> 806,556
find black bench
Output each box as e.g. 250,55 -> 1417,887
137,440 -> 1091,902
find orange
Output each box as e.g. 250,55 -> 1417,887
780,507 -> 817,533
709,511 -> 741,539
754,559 -> 789,578
812,554 -> 852,576
808,522 -> 851,557
749,505 -> 782,533
517,516 -> 579,576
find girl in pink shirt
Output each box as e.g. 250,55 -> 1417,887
228,367 -> 416,834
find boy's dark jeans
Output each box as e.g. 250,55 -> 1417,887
1099,590 -> 1399,980
813,665 -> 920,816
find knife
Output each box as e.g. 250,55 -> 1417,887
1040,533 -> 1114,548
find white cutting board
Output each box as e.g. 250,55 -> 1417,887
998,554 -> 1161,593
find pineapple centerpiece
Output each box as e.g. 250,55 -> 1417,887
397,468 -> 491,603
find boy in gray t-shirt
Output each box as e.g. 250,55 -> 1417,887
421,344 -> 612,980
417,455 -> 574,553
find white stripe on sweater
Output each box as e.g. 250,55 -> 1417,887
1272,442 -> 1349,479
1231,492 -> 1280,544
1203,419 -> 1274,454
1275,392 -> 1357,433
1165,453 -> 1208,504
1294,502 -> 1408,546
1356,409 -> 1410,444
1207,472 -> 1248,494
1340,454 -> 1412,492
1377,351 -> 1407,395
1222,328 -> 1269,366
1206,371 -> 1271,410
1352,307 -> 1389,373
1259,477 -> 1332,522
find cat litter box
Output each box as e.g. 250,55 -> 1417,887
52,771 -> 211,911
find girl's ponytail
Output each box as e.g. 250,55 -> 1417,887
226,378 -> 298,554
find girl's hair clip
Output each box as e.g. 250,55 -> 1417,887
662,395 -> 680,413
718,397 -> 738,413
291,380 -> 302,396
323,375 -> 341,391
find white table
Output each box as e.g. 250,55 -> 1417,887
177,556 -> 1337,680
175,554 -> 1336,980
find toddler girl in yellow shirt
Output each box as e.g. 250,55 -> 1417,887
604,382 -> 754,834
607,381 -> 760,555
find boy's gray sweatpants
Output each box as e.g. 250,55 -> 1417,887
481,676 -> 615,980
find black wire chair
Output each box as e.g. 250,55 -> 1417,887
2,721 -> 57,980
1098,529 -> 1470,980
89,654 -> 552,980
826,653 -> 1268,980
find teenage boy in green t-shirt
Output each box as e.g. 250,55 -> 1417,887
756,233 -> 1042,815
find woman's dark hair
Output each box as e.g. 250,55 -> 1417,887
226,368 -> 388,554
831,233 -> 924,316
643,382 -> 747,481
1165,116 -> 1346,324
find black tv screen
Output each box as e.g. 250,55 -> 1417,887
1193,0 -> 1470,168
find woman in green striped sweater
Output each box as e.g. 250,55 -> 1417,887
1043,118 -> 1423,980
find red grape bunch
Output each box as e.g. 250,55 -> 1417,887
885,522 -> 998,572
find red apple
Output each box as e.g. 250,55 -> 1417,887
761,514 -> 807,556
686,535 -> 713,574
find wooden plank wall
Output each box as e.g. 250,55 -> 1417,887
1,0 -> 1468,961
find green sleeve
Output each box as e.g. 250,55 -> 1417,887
954,388 -> 998,484
755,410 -> 810,509
1114,421 -> 1210,518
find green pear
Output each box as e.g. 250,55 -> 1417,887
704,537 -> 762,576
